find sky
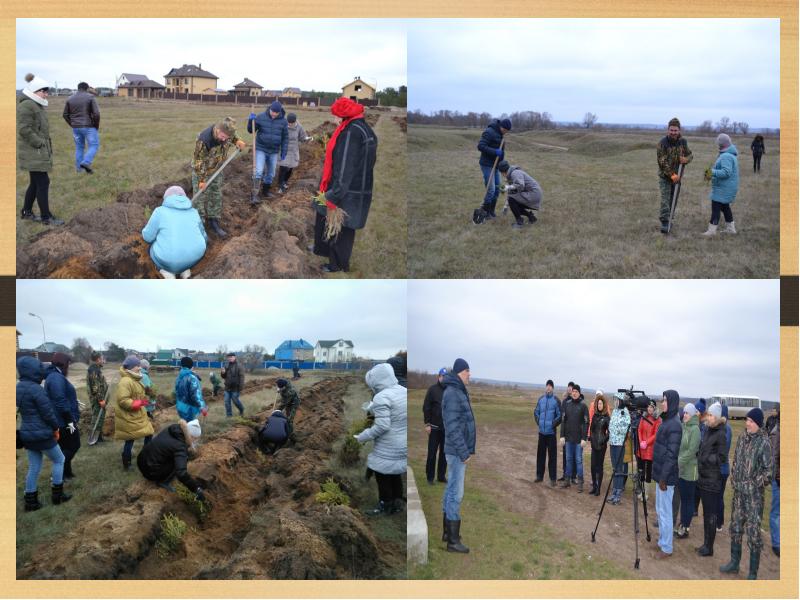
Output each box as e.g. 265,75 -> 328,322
408,280 -> 780,401
408,19 -> 780,128
17,280 -> 406,358
16,19 -> 407,92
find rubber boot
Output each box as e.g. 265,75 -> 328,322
442,513 -> 448,542
577,478 -> 584,493
559,478 -> 571,489
208,218 -> 227,238
721,220 -> 737,234
697,515 -> 714,556
747,549 -> 760,580
250,179 -> 262,205
262,182 -> 274,199
595,473 -> 603,496
446,519 -> 469,553
590,475 -> 597,496
24,491 -> 42,512
720,541 -> 742,574
702,223 -> 718,237
364,501 -> 389,516
51,483 -> 72,505
660,220 -> 669,234
122,455 -> 132,471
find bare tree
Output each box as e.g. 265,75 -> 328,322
583,112 -> 598,129
241,344 -> 266,373
739,122 -> 750,135
215,344 -> 228,360
697,120 -> 714,134
716,116 -> 731,133
71,337 -> 93,364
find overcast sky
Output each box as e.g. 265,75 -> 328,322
16,19 -> 406,91
409,19 -> 780,128
17,280 -> 406,358
409,280 -> 779,401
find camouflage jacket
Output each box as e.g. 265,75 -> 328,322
277,384 -> 300,412
192,124 -> 241,183
730,428 -> 772,493
656,136 -> 693,180
86,363 -> 108,405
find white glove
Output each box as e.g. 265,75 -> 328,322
559,437 -> 565,447
580,440 -> 587,448
66,422 -> 76,434
305,136 -> 313,142
499,185 -> 507,193
506,184 -> 518,193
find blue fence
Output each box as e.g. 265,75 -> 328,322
162,359 -> 382,371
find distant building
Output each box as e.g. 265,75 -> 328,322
164,64 -> 218,94
202,87 -> 229,96
231,77 -> 264,97
34,342 -> 71,354
263,89 -> 283,98
314,339 -> 354,363
118,78 -> 165,99
282,87 -> 302,98
150,349 -> 173,366
117,73 -> 149,87
342,76 -> 375,101
275,339 -> 314,361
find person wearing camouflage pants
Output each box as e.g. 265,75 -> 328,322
720,407 -> 773,580
86,351 -> 108,443
275,379 -> 300,441
192,117 -> 246,238
656,117 -> 693,234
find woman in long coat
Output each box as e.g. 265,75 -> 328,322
115,356 -> 154,470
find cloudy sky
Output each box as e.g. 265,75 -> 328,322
17,280 -> 406,358
409,19 -> 780,128
409,280 -> 779,401
16,19 -> 406,91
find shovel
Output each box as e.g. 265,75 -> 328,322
667,162 -> 686,234
87,388 -> 111,446
192,147 -> 241,215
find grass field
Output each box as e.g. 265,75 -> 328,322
408,383 -> 778,580
16,97 -> 407,278
407,126 -> 780,278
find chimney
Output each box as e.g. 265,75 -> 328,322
199,63 -> 202,69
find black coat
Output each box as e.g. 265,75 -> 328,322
136,423 -> 200,491
652,390 -> 682,486
16,356 -> 59,451
316,118 -> 378,230
259,412 -> 289,444
589,412 -> 610,451
386,355 -> 407,388
63,91 -> 100,129
422,381 -> 445,429
697,423 -> 727,493
477,120 -> 504,166
560,396 -> 589,443
221,361 -> 244,392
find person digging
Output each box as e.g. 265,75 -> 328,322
656,117 -> 693,234
191,117 -> 246,238
498,160 -> 542,229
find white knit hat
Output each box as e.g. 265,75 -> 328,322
186,419 -> 202,438
716,133 -> 732,149
25,74 -> 50,93
684,403 -> 698,417
707,402 -> 722,419
164,185 -> 185,199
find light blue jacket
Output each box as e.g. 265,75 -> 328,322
609,407 -> 631,446
142,194 -> 207,274
709,145 -> 739,204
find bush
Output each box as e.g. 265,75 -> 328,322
315,478 -> 350,507
154,513 -> 187,557
175,483 -> 210,521
338,435 -> 362,466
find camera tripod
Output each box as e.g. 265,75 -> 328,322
590,421 -> 651,569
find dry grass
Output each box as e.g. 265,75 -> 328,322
408,126 -> 779,278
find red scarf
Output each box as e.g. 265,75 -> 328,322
320,98 -> 365,208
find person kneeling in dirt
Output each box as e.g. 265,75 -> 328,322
137,418 -> 206,501
355,363 -> 408,516
258,410 -> 289,455
497,161 -> 542,230
142,185 -> 207,279
275,379 -> 300,441
192,117 -> 247,238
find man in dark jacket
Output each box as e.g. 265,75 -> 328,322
258,410 -> 290,454
476,118 -> 511,220
386,352 -> 407,388
652,389 -> 682,558
44,353 -> 81,480
559,384 -> 589,491
63,82 -> 100,173
246,100 -> 289,201
656,117 -> 693,233
767,407 -> 779,556
220,352 -> 245,417
559,382 -> 575,481
423,368 -> 448,485
137,418 -> 205,501
534,379 -> 562,486
441,358 -> 475,554
313,97 -> 378,273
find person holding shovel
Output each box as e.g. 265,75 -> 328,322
656,117 -> 693,234
86,351 -> 108,444
475,118 -> 511,222
247,101 -> 289,202
191,117 -> 246,238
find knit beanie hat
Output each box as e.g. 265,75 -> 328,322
573,384 -> 581,393
270,100 -> 283,113
186,419 -> 202,438
546,379 -> 554,388
25,73 -> 50,93
180,356 -> 193,368
746,407 -> 764,428
500,118 -> 512,130
287,112 -> 297,123
707,402 -> 722,419
276,378 -> 288,388
438,367 -> 448,376
497,160 -> 510,173
695,398 -> 707,413
595,389 -> 604,397
122,355 -> 141,370
140,359 -> 150,370
716,133 -> 732,150
452,358 -> 469,374
684,403 -> 698,418
164,185 -> 185,199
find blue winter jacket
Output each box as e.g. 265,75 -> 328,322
44,364 -> 80,428
175,368 -> 205,422
477,120 -> 504,166
652,390 -> 683,486
247,109 -> 289,156
534,392 -> 561,435
709,144 -> 739,204
17,356 -> 59,451
142,194 -> 207,275
260,410 -> 289,444
442,372 -> 476,461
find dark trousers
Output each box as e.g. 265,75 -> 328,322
122,435 -> 152,461
278,166 -> 294,186
425,428 -> 447,482
698,487 -> 720,526
590,446 -> 607,483
718,474 -> 729,527
536,433 -> 558,481
58,426 -> 81,476
508,198 -> 534,222
23,171 -> 52,218
753,154 -> 762,172
710,201 -> 733,225
375,472 -> 404,503
313,212 -> 356,271
638,458 -> 653,483
678,478 -> 697,528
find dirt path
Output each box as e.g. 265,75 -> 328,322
473,422 -> 778,580
19,376 -> 396,580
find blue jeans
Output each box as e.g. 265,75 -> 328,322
442,454 -> 467,520
480,163 -> 500,208
610,444 -> 628,492
255,150 -> 279,184
770,480 -> 780,549
25,445 -> 65,491
122,436 -> 152,460
224,390 -> 244,417
656,484 -> 675,554
565,442 -> 584,480
678,478 -> 696,528
72,127 -> 100,170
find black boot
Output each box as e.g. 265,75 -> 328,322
24,491 -> 42,512
696,515 -> 714,556
660,220 -> 669,234
446,519 -> 469,553
720,541 -> 742,574
364,501 -> 389,516
51,483 -> 72,505
250,179 -> 262,205
20,209 -> 41,221
208,218 -> 227,238
524,209 -> 537,224
747,549 -> 760,580
122,455 -> 132,471
442,513 -> 448,542
595,473 -> 603,496
262,182 -> 274,199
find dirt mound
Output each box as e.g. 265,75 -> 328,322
18,120 -> 342,279
19,376 -> 395,580
392,116 -> 407,132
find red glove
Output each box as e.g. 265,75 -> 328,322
201,408 -> 208,417
326,200 -> 337,210
54,429 -> 60,441
130,399 -> 146,410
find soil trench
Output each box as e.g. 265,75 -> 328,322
20,375 -> 392,580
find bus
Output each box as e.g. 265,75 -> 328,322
708,395 -> 761,419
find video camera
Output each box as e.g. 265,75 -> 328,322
616,386 -> 651,413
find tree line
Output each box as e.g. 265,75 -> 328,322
409,109 -> 556,130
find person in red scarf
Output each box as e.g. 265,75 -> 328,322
312,97 -> 378,273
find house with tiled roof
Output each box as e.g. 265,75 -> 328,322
232,77 -> 264,97
164,64 -> 219,94
342,76 -> 375,101
314,339 -> 354,363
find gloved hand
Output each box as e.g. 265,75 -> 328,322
66,422 -> 76,435
425,425 -> 431,434
195,487 -> 206,502
130,399 -> 146,410
54,429 -> 60,441
704,167 -> 713,182
199,181 -> 207,192
559,437 -> 565,447
248,112 -> 256,121
235,139 -> 247,150
280,152 -> 287,161
580,440 -> 586,449
640,441 -> 647,450
99,400 -> 106,408
201,408 -> 208,417
670,173 -> 680,184
506,184 -> 518,193
494,148 -> 504,157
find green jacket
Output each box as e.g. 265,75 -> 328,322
678,414 -> 700,481
731,428 -> 773,494
16,95 -> 53,172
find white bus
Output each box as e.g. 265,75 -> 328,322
708,395 -> 761,419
